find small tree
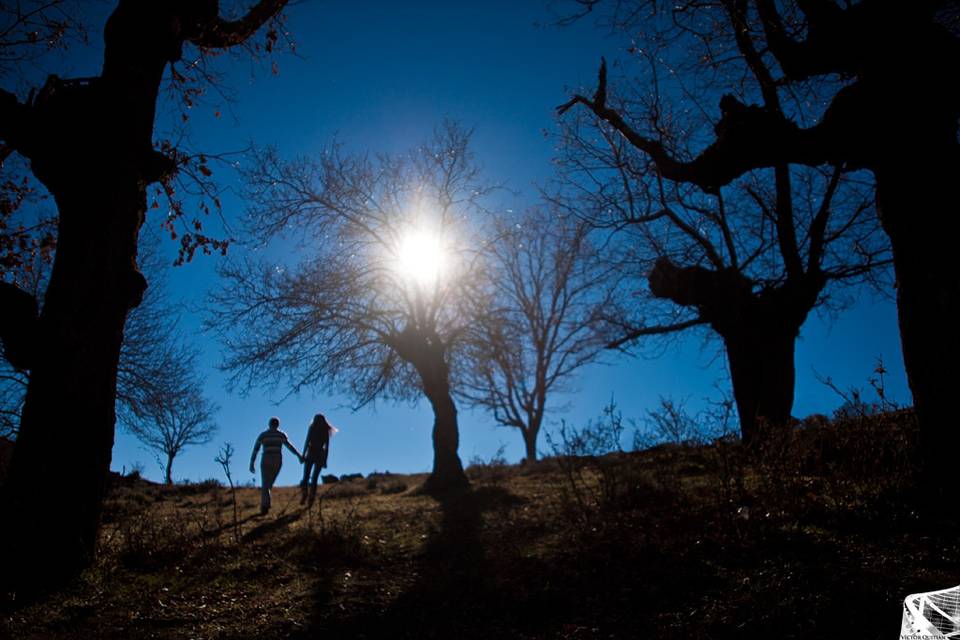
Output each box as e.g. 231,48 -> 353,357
2,231 -> 208,445
129,387 -> 218,485
119,235 -> 219,485
209,122 -> 491,492
115,231 -> 201,432
461,208 -> 620,461
214,442 -> 240,543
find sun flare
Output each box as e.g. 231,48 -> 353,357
396,228 -> 447,287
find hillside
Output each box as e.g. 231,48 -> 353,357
2,410 -> 956,639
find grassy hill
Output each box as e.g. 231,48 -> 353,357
2,409 -> 958,639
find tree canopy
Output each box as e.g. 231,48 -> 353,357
460,208 -> 622,461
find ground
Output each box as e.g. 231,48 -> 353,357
2,410 -> 957,639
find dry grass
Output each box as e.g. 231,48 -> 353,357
2,410 -> 958,639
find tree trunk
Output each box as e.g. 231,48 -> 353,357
648,258 -> 811,446
877,158 -> 960,486
523,430 -> 538,463
4,180 -> 147,587
165,452 -> 175,485
723,325 -> 797,445
422,382 -> 468,493
391,325 -> 469,493
0,1 -> 286,591
1,3 -> 168,589
522,416 -> 541,463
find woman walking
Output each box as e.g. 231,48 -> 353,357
250,417 -> 303,515
300,413 -> 336,507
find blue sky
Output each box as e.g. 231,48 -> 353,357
40,1 -> 909,485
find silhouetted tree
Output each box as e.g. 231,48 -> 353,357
556,3 -> 905,443
0,1 -> 88,279
0,0 -> 288,585
114,234 -> 200,433
128,387 -> 218,485
460,208 -> 621,461
118,242 -> 220,486
1,232 -> 206,445
209,123 -> 491,492
556,87 -> 887,440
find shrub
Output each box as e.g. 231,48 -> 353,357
466,443 -> 509,485
545,398 -> 646,532
379,480 -> 408,495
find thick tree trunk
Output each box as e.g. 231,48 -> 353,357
522,413 -> 542,462
391,325 -> 469,493
422,383 -> 468,493
1,3 -> 166,589
165,453 -> 175,485
844,15 -> 960,489
0,1 -> 286,591
4,180 -> 146,587
523,430 -> 538,463
648,258 -> 812,446
723,325 -> 797,445
877,159 -> 960,486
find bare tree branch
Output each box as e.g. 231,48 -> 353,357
552,3 -> 893,440
209,122 -> 492,487
459,208 -> 623,460
190,0 -> 288,49
607,317 -> 708,350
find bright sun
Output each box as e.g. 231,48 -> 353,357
397,228 -> 446,287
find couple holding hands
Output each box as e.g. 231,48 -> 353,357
249,413 -> 337,514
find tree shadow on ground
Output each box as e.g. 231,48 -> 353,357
293,482 -> 722,638
292,487 -> 713,640
283,471 -> 960,640
298,484 -> 536,639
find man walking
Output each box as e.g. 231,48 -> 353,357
250,417 -> 303,515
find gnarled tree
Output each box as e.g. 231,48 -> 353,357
0,0 -> 288,587
557,39 -> 890,442
557,0 -> 958,468
208,123 -> 490,492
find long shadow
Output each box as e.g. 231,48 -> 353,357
241,511 -> 302,543
299,484 -> 531,639
296,481 -> 771,638
194,512 -> 260,542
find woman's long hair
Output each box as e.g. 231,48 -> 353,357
310,414 -> 338,436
